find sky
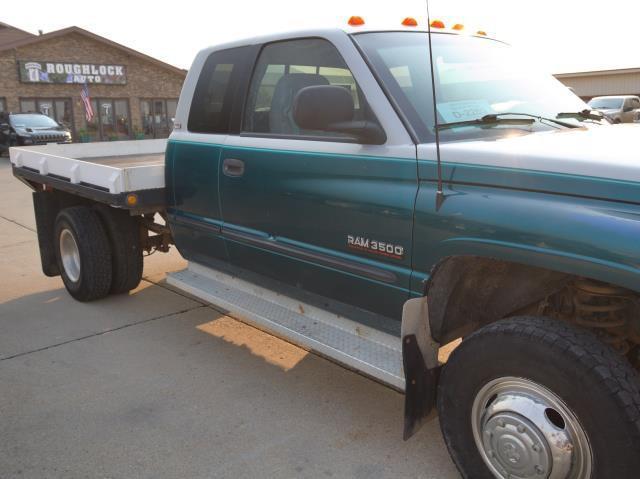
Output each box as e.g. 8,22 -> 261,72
2,0 -> 638,74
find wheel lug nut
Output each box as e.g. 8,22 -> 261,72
498,420 -> 506,428
535,465 -> 544,475
532,444 -> 540,452
517,425 -> 525,433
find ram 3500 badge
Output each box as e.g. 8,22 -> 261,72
347,235 -> 405,260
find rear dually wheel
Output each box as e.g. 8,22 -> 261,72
54,206 -> 112,301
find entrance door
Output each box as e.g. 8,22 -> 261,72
53,99 -> 73,130
219,36 -> 417,321
141,99 -> 178,138
85,98 -> 131,141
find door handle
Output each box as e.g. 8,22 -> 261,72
222,158 -> 245,177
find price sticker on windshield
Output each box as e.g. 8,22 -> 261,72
437,100 -> 493,123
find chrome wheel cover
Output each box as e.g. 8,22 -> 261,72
471,377 -> 592,479
59,228 -> 81,282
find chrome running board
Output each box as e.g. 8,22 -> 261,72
167,262 -> 405,390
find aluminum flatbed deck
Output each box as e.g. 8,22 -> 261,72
10,139 -> 167,211
84,153 -> 165,168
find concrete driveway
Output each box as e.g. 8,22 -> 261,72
0,158 -> 459,479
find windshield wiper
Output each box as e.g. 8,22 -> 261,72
437,114 -> 535,131
437,112 -> 578,131
556,109 -> 605,122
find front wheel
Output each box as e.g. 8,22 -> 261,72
438,316 -> 640,479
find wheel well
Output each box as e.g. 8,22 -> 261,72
426,256 -> 571,344
427,256 -> 640,369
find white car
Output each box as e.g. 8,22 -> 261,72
588,95 -> 640,123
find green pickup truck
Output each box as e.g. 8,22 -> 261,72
11,20 -> 640,479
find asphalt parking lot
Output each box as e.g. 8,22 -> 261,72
0,158 -> 459,479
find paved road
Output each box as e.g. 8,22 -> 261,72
0,158 -> 459,479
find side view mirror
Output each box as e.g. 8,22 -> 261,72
293,85 -> 386,144
0,122 -> 10,132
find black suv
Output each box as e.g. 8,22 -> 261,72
0,112 -> 72,155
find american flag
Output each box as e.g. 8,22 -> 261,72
80,83 -> 94,122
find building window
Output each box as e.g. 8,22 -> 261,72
83,98 -> 131,141
0,98 -> 6,113
19,97 -> 74,135
141,98 -> 178,138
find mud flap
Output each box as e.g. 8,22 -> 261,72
33,191 -> 60,277
401,296 -> 440,440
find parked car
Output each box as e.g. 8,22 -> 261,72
0,112 -> 72,156
588,95 -> 640,123
10,20 -> 640,479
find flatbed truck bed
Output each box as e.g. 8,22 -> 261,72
10,139 -> 166,212
9,140 -> 172,303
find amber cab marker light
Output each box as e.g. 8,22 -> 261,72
452,23 -> 464,31
402,17 -> 418,27
430,19 -> 445,29
476,30 -> 487,36
348,16 -> 365,26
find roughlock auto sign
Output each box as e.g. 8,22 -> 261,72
18,61 -> 127,85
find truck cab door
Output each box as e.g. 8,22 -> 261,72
218,33 -> 417,322
166,46 -> 255,267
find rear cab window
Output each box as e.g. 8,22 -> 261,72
188,46 -> 254,134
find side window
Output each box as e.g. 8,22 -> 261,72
188,46 -> 250,134
243,38 -> 375,138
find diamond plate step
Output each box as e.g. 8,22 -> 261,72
167,262 -> 405,390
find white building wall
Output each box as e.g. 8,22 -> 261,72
555,71 -> 640,98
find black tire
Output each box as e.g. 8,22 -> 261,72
93,205 -> 143,294
54,206 -> 112,301
438,316 -> 640,479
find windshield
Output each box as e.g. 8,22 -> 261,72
355,32 -> 595,142
588,97 -> 624,110
10,114 -> 60,129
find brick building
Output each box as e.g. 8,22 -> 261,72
0,22 -> 186,141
